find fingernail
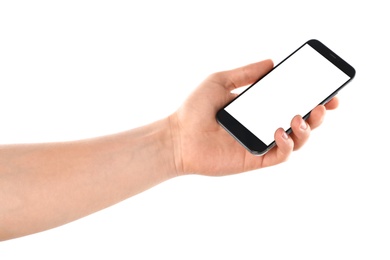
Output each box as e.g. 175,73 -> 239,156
282,132 -> 288,140
300,120 -> 308,130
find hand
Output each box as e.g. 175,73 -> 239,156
169,59 -> 339,176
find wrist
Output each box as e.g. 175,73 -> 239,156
130,117 -> 180,181
168,113 -> 184,177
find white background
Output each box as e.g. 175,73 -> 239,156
0,1 -> 388,259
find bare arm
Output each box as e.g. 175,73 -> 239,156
0,118 -> 177,240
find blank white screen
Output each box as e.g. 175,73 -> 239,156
225,44 -> 350,145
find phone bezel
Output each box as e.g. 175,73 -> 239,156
216,39 -> 356,156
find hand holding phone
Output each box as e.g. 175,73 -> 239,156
169,60 -> 341,176
216,39 -> 356,155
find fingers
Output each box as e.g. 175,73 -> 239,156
302,97 -> 338,130
306,105 -> 326,130
263,108 -> 327,166
218,59 -> 274,91
324,97 -> 339,110
289,115 -> 311,151
283,101 -> 331,151
262,128 -> 294,167
260,96 -> 339,168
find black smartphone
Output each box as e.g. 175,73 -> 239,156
216,39 -> 356,155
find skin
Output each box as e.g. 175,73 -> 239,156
0,59 -> 338,241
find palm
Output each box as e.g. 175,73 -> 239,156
174,77 -> 263,175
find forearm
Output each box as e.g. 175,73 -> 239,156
0,117 -> 177,241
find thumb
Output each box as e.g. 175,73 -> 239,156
222,59 -> 274,91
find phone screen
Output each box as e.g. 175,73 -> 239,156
224,43 -> 351,146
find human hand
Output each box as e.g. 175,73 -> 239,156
169,60 -> 339,176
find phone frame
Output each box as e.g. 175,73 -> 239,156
216,39 -> 356,155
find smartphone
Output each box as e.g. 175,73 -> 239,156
216,39 -> 356,155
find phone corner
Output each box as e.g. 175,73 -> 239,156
307,39 -> 320,45
247,143 -> 275,157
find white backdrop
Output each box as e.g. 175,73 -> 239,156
1,1 -> 389,259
